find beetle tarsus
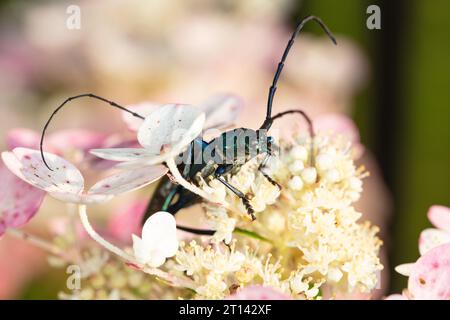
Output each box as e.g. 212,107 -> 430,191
242,197 -> 256,221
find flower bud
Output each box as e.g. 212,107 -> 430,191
301,168 -> 317,184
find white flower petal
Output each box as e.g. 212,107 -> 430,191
50,192 -> 112,204
89,148 -> 155,162
141,211 -> 178,257
113,158 -> 159,170
1,148 -> 84,196
132,234 -> 150,265
146,251 -> 167,268
200,94 -> 243,130
419,228 -> 450,255
137,104 -> 205,160
88,165 -> 168,196
395,263 -> 414,277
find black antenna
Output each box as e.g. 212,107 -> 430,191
40,93 -> 145,171
270,109 -> 314,137
270,109 -> 316,166
261,15 -> 337,130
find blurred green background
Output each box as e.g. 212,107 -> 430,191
0,0 -> 449,298
297,0 -> 450,292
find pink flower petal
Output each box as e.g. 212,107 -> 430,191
107,200 -> 147,244
314,113 -> 360,144
427,205 -> 450,233
0,162 -> 45,236
314,113 -> 364,158
47,129 -> 109,153
419,228 -> 450,255
6,128 -> 107,155
225,285 -> 291,300
6,128 -> 42,150
408,243 -> 450,300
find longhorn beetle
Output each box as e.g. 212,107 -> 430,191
39,16 -> 337,235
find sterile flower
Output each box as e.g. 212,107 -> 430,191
122,94 -> 243,133
389,206 -> 450,300
90,104 -> 206,167
2,147 -> 167,204
92,95 -> 243,170
132,211 -> 178,267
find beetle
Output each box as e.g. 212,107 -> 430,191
142,15 -> 337,234
39,16 -> 336,235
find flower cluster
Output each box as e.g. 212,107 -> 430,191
174,241 -> 321,299
1,98 -> 384,300
189,133 -> 383,297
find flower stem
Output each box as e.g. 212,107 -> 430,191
77,204 -> 135,262
7,228 -> 63,256
166,158 -> 228,208
166,158 -> 210,198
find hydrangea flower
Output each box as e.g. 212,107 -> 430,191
388,244 -> 450,300
387,205 -> 450,300
2,147 -> 167,204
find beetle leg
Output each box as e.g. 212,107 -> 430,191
258,154 -> 282,189
215,176 -> 256,220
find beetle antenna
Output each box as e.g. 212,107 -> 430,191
270,109 -> 314,137
40,93 -> 145,171
261,15 -> 337,130
269,109 -> 316,166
